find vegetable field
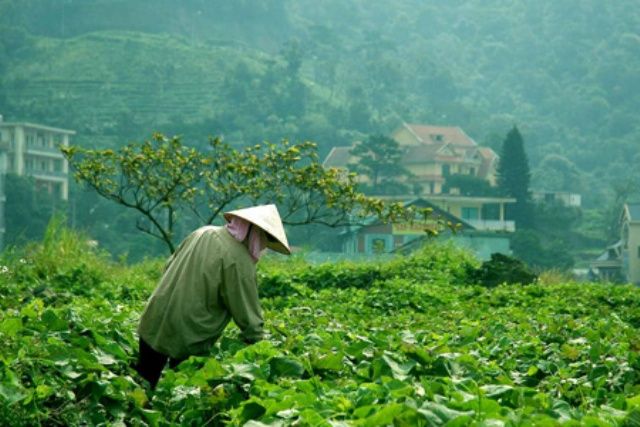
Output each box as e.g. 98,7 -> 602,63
2,231 -> 640,426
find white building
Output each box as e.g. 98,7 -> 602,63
0,117 -> 74,200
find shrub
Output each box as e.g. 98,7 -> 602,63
466,253 -> 537,287
258,241 -> 479,297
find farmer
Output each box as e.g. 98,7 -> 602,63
134,204 -> 291,388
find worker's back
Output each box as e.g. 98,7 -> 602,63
137,226 -> 256,359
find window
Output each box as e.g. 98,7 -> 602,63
372,238 -> 386,254
54,183 -> 63,199
482,204 -> 501,220
365,234 -> 393,254
461,207 -> 479,220
442,164 -> 450,177
637,246 -> 640,259
469,167 -> 475,176
54,159 -> 63,172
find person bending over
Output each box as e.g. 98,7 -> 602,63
134,204 -> 291,388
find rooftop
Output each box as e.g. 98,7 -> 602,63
323,146 -> 353,168
626,203 -> 640,222
397,123 -> 477,147
0,122 -> 76,135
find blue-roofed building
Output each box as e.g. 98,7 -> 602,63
337,198 -> 513,261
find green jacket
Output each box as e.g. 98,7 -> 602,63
138,226 -> 263,359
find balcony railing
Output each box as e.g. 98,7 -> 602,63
25,168 -> 67,178
26,145 -> 64,156
465,219 -> 515,232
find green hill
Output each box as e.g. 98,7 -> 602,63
3,31 -> 285,146
2,0 -> 640,201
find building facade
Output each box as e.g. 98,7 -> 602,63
339,198 -> 513,261
391,123 -> 499,194
590,203 -> 640,284
323,123 -> 515,261
323,123 -> 499,196
0,119 -> 74,201
531,191 -> 582,208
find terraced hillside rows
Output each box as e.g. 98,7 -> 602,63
3,31 -> 293,146
1,231 -> 640,425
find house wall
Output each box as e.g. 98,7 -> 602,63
430,199 -> 484,220
1,124 -> 70,201
628,222 -> 640,284
405,163 -> 439,176
344,228 -> 511,261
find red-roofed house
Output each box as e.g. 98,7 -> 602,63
321,123 -> 517,259
392,123 -> 498,193
323,123 -> 515,240
323,122 -> 499,195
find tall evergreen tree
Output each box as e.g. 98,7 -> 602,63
497,126 -> 533,228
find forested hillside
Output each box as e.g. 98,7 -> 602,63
2,0 -> 639,204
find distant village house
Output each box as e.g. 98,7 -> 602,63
323,123 -> 515,260
591,203 -> 640,284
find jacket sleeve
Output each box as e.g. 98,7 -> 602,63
221,262 -> 264,343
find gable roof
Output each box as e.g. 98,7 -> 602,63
477,147 -> 499,179
321,124 -> 500,181
323,146 -> 354,168
340,197 -> 475,235
0,122 -> 76,135
624,203 -> 640,223
396,123 -> 477,147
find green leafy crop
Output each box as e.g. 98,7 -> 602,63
1,230 -> 640,425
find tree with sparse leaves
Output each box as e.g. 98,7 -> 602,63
63,133 -> 432,253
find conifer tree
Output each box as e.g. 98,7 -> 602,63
497,126 -> 533,228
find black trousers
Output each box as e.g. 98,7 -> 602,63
135,338 -> 185,389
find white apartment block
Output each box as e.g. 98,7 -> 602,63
0,117 -> 74,201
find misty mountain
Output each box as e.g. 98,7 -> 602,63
1,0 -> 639,205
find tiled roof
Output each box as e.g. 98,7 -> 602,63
323,146 -> 354,168
401,145 -> 440,162
399,123 -> 477,147
0,122 -> 76,134
321,125 -> 499,182
627,203 -> 640,222
477,147 -> 498,179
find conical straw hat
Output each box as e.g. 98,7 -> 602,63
223,204 -> 291,255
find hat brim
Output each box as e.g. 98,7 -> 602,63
223,210 -> 291,255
